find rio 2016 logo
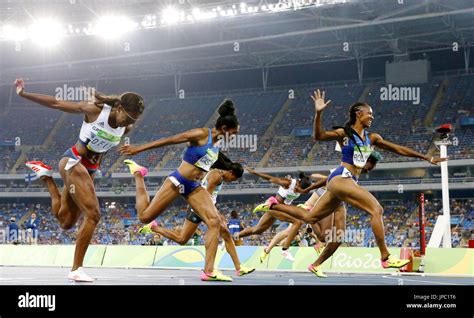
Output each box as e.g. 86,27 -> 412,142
333,253 -> 381,269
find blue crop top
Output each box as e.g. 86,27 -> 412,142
341,130 -> 374,168
182,128 -> 220,172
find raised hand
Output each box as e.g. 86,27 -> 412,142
311,89 -> 332,112
14,78 -> 25,96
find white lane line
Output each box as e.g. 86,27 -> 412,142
382,275 -> 464,285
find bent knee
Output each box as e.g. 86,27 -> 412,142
85,211 -> 101,225
139,214 -> 154,224
371,205 -> 384,217
206,215 -> 220,228
59,220 -> 75,230
177,237 -> 188,245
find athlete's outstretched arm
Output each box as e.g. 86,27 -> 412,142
310,173 -> 327,180
14,79 -> 96,114
295,177 -> 327,194
311,89 -> 343,141
119,128 -> 207,155
246,168 -> 290,188
371,133 -> 447,165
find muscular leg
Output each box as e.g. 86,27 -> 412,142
133,176 -> 180,224
312,204 -> 346,267
58,159 -> 101,271
265,226 -> 290,253
40,158 -> 82,230
327,176 -> 389,259
271,192 -> 341,224
151,220 -> 198,245
187,187 -> 221,274
218,215 -> 242,271
237,212 -> 276,238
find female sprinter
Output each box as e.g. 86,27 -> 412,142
16,78 -> 144,282
119,100 -> 240,281
265,152 -> 382,277
138,162 -> 255,277
266,89 -> 447,269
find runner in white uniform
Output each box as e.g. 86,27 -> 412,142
16,78 -> 144,282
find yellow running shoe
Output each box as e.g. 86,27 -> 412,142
381,255 -> 411,269
253,196 -> 278,213
138,220 -> 157,235
236,265 -> 255,277
259,250 -> 269,263
200,270 -> 233,282
124,159 -> 148,177
308,264 -> 327,278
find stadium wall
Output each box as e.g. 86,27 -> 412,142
0,245 -> 471,276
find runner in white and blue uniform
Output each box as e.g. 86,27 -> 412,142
17,78 -> 145,282
120,100 -> 242,282
269,89 -> 446,271
266,151 -> 382,277
235,169 -> 324,262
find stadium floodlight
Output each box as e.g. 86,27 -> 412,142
93,16 -> 138,39
29,19 -> 63,47
161,6 -> 181,25
1,25 -> 27,41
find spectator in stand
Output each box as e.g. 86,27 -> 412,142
25,212 -> 40,244
7,216 -> 19,244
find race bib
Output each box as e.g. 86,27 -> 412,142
284,192 -> 300,205
353,145 -> 373,168
194,148 -> 219,172
86,129 -> 121,153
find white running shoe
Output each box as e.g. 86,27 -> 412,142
68,267 -> 95,282
281,249 -> 295,262
25,161 -> 53,178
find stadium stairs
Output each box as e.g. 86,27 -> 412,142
423,78 -> 450,158
423,78 -> 449,127
258,97 -> 292,167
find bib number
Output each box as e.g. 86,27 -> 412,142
353,146 -> 373,168
194,148 -> 218,172
87,129 -> 121,153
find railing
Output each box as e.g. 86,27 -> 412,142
1,177 -> 472,193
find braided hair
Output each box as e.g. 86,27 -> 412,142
343,102 -> 370,157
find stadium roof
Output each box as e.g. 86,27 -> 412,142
1,0 -> 474,84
